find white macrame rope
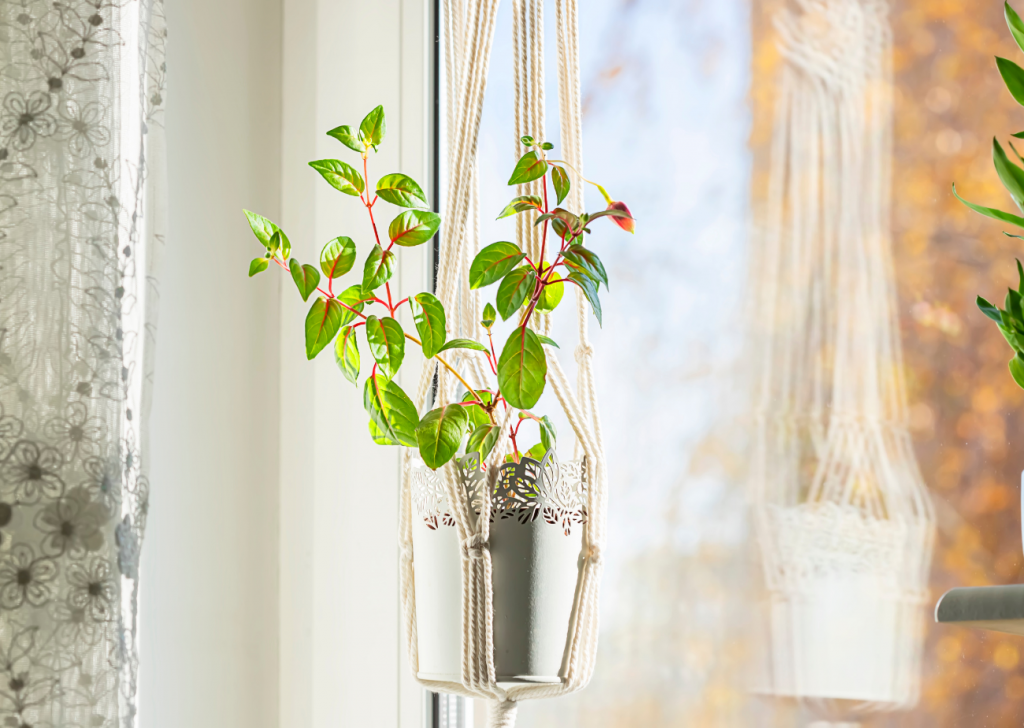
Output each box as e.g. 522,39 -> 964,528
397,0 -> 606,721
750,0 -> 935,713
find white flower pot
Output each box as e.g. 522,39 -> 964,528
411,451 -> 587,683
762,503 -> 929,707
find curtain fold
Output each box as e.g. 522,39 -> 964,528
0,1 -> 165,726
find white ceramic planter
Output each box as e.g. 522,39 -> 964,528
410,451 -> 587,684
762,502 -> 930,707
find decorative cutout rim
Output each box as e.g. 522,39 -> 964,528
410,450 -> 588,536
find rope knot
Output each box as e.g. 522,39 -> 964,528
462,533 -> 488,560
575,343 -> 594,361
588,545 -> 603,567
399,542 -> 414,565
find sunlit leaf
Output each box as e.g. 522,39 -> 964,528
327,124 -> 364,153
366,315 -> 406,379
362,245 -> 396,290
359,105 -> 386,149
289,258 -> 320,301
376,173 -> 429,209
305,296 -> 346,360
334,325 -> 360,384
309,159 -> 365,196
497,327 -> 547,410
469,241 -> 526,289
508,151 -> 548,185
320,236 -> 357,278
415,404 -> 470,469
410,292 -> 447,359
496,266 -> 537,321
389,209 -> 441,247
364,375 -> 418,446
249,257 -> 269,277
551,165 -> 570,205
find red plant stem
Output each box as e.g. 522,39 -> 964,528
508,423 -> 521,462
486,329 -> 498,375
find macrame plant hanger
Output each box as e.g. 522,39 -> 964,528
749,0 -> 935,723
398,0 -> 605,726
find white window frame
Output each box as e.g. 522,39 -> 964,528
279,0 -> 435,725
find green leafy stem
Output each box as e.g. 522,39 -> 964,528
243,110 -> 635,470
955,3 -> 1024,389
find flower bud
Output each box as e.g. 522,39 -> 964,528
608,201 -> 635,233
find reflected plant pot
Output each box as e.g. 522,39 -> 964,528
761,502 -> 932,711
410,450 -> 587,684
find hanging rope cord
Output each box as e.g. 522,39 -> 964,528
397,0 -> 606,722
749,0 -> 934,716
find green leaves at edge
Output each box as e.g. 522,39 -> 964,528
309,159 -> 365,196
1008,2 -> 1024,55
497,327 -> 547,410
469,241 -> 527,289
507,151 -> 548,186
410,292 -> 447,359
952,184 -> 1024,229
496,195 -> 543,220
389,209 -> 441,247
563,244 -> 609,289
993,137 -> 1024,211
334,325 -> 360,384
364,375 -> 419,447
998,56 -> 1024,107
1010,353 -> 1024,389
289,259 -> 320,300
365,315 -> 406,380
415,404 -> 470,470
243,210 -> 289,258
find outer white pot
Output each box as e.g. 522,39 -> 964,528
761,502 -> 930,708
410,451 -> 587,684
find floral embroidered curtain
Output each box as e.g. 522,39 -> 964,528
0,1 -> 165,726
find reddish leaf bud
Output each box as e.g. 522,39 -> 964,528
608,201 -> 635,233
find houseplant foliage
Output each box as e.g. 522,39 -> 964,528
956,2 -> 1024,388
243,106 -> 634,470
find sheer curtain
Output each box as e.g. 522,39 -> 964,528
0,1 -> 165,726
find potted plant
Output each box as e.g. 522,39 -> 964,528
242,105 -> 633,683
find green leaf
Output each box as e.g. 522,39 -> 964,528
376,173 -> 429,209
334,325 -> 360,385
993,138 -> 1024,211
461,390 -> 492,429
269,229 -> 291,260
1018,259 -> 1024,294
466,423 -> 500,459
410,292 -> 447,358
438,338 -> 488,353
496,195 -> 543,219
389,209 -> 441,247
243,210 -> 285,250
551,166 -> 570,205
497,327 -> 547,410
362,245 -> 396,290
496,266 -> 538,321
563,244 -> 609,289
535,272 -> 564,313
249,257 -> 269,277
508,151 -> 548,186
289,259 -> 321,301
1014,131 -> 1024,139
978,296 -> 1004,323
415,404 -> 470,469
305,296 -> 347,360
540,142 -> 554,151
567,271 -> 602,326
1010,354 -> 1024,389
1009,2 -> 1024,54
522,443 -> 547,461
326,124 -> 364,153
364,375 -> 419,446
952,184 -> 1024,228
469,242 -> 527,289
999,57 -> 1024,106
359,105 -> 386,150
481,302 -> 496,329
1008,287 -> 1024,322
537,334 -> 559,348
365,315 -> 406,379
336,285 -> 367,326
309,159 -> 365,196
539,415 -> 556,452
520,135 -> 535,146
320,236 -> 358,278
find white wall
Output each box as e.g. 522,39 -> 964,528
140,2 -> 283,728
